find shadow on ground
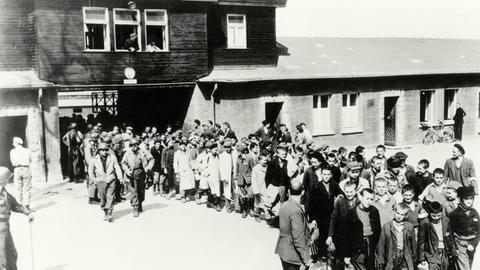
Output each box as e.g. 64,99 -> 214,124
43,264 -> 68,270
114,203 -> 168,220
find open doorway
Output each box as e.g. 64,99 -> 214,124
0,116 -> 27,170
265,102 -> 283,128
384,97 -> 398,146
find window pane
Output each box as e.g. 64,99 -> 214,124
228,15 -> 244,24
115,10 -> 138,22
342,94 -> 348,107
320,95 -> 329,108
85,24 -> 105,50
85,9 -> 105,21
313,95 -> 318,109
146,25 -> 165,50
350,94 -> 357,106
115,25 -> 138,50
146,11 -> 166,23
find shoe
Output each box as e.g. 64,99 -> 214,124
107,210 -> 114,222
215,205 -> 222,212
138,204 -> 143,212
241,211 -> 248,218
88,198 -> 98,205
133,207 -> 139,217
103,210 -> 109,221
249,210 -> 256,217
255,216 -> 261,222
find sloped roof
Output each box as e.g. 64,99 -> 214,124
199,37 -> 480,82
0,70 -> 54,89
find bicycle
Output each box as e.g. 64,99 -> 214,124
421,121 -> 454,145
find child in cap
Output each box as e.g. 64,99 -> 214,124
448,186 -> 480,270
377,203 -> 417,270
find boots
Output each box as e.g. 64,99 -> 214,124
103,209 -> 109,221
241,199 -> 248,218
249,199 -> 256,217
133,206 -> 139,217
225,199 -> 233,213
138,203 -> 143,212
107,209 -> 113,222
214,196 -> 222,212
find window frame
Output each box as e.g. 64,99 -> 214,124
341,92 -> 363,133
226,14 -> 247,49
113,8 -> 142,52
144,9 -> 169,52
83,7 -> 110,52
444,89 -> 458,120
312,94 -> 334,135
420,90 -> 435,122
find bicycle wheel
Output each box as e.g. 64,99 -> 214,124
443,127 -> 454,143
423,134 -> 435,145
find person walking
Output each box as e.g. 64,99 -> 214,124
121,138 -> 154,217
9,137 -> 32,211
88,142 -> 123,222
84,133 -> 99,204
173,141 -> 195,203
275,179 -> 311,270
453,103 -> 466,141
62,122 -> 84,183
0,167 -> 35,270
443,144 -> 476,191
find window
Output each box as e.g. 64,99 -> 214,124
342,93 -> 361,129
227,14 -> 247,49
420,91 -> 434,122
144,9 -> 168,51
444,89 -> 458,120
83,7 -> 110,51
313,94 -> 332,134
114,9 -> 141,51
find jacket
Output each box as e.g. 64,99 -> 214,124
265,158 -> 290,187
235,154 -> 256,185
377,221 -> 417,270
251,164 -> 267,195
160,147 -> 175,170
88,154 -> 123,184
328,195 -> 359,254
444,158 -> 476,188
449,206 -> 480,247
121,148 -> 154,177
345,205 -> 381,257
275,198 -> 310,265
302,167 -> 320,213
417,216 -> 455,263
307,180 -> 343,226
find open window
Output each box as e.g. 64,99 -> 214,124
83,7 -> 110,51
144,9 -> 169,52
313,94 -> 332,135
114,8 -> 141,51
420,90 -> 435,122
227,14 -> 247,49
444,89 -> 458,120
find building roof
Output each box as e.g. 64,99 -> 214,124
199,37 -> 480,83
182,0 -> 287,7
0,70 -> 54,89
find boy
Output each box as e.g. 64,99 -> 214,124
449,186 -> 480,270
419,168 -> 447,205
327,181 -> 359,270
402,184 -> 427,227
418,201 -> 455,270
339,161 -> 370,193
444,181 -> 461,215
407,159 -> 434,200
344,188 -> 381,270
372,176 -> 396,227
387,177 -> 403,203
377,203 -> 417,270
361,156 -> 384,188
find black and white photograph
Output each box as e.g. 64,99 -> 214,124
0,0 -> 479,269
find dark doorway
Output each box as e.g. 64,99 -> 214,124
0,116 -> 27,170
265,102 -> 283,127
117,86 -> 194,132
384,97 -> 398,146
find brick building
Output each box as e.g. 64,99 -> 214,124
186,37 -> 480,147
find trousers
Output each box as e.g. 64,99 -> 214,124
455,238 -> 474,270
0,222 -> 17,270
427,248 -> 449,270
13,167 -> 31,206
280,259 -> 301,270
454,122 -> 463,141
97,181 -> 116,210
129,173 -> 146,207
351,236 -> 376,270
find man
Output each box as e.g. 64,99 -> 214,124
444,144 -> 476,190
219,141 -> 234,212
173,141 -> 195,203
252,154 -> 269,221
344,188 -> 381,270
278,124 -> 292,144
265,146 -> 291,215
385,156 -> 408,190
124,33 -> 139,52
84,132 -> 100,204
235,143 -> 256,218
121,138 -> 154,217
255,120 -> 272,145
150,139 -> 164,196
325,153 -> 342,184
300,123 -> 313,146
275,179 -> 311,270
206,143 -> 221,211
161,139 -> 176,198
9,137 -> 32,211
222,122 -> 237,141
406,159 -> 434,201
453,103 -> 466,141
62,122 -> 84,183
361,156 -> 384,188
88,142 -> 123,222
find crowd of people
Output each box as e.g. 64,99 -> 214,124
60,117 -> 479,270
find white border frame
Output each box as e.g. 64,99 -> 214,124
144,9 -> 169,52
113,8 -> 141,51
83,7 -> 110,52
226,14 -> 247,49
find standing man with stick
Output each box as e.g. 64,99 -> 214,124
0,167 -> 35,270
9,137 -> 32,211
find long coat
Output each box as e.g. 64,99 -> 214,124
173,150 -> 195,191
275,198 -> 310,266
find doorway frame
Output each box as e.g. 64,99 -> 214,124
384,96 -> 399,146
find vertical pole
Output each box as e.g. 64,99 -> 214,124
211,83 -> 218,126
38,88 -> 48,182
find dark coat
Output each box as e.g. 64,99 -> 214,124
275,198 -> 310,265
453,107 -> 466,123
377,221 -> 417,270
449,207 -> 480,247
328,195 -> 359,255
345,205 -> 381,257
307,180 -> 343,226
265,158 -> 290,187
406,171 -> 433,201
302,167 -> 320,214
417,216 -> 455,263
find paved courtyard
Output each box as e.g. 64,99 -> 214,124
8,137 -> 480,270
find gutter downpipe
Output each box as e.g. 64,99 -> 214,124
211,83 -> 218,126
38,88 -> 49,182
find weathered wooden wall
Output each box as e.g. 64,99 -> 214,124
34,0 -> 209,84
